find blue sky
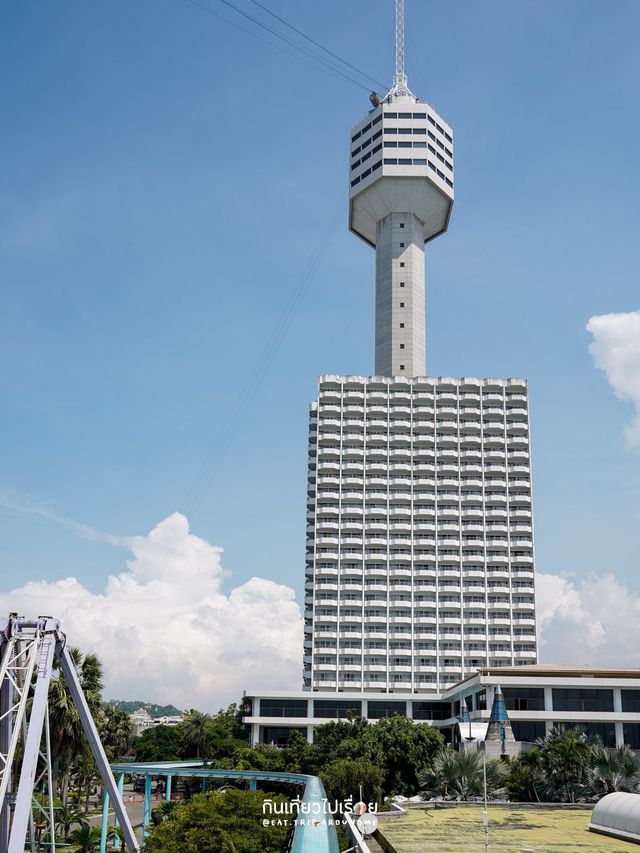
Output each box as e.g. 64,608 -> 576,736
2,0 -> 639,607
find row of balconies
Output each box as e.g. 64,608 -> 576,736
316,389 -> 527,401
308,584 -> 536,601
317,434 -> 529,448
318,406 -> 524,418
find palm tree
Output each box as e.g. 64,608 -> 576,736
590,745 -> 640,795
67,824 -> 102,852
48,648 -> 104,806
98,705 -> 133,761
54,803 -> 86,841
181,710 -> 212,759
419,748 -> 507,800
535,727 -> 594,803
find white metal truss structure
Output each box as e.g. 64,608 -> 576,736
0,615 -> 138,853
386,0 -> 415,101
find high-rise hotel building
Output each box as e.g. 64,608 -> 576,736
302,18 -> 537,694
245,5 -> 640,752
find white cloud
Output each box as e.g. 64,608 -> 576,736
587,310 -> 640,446
0,513 -> 303,711
537,571 -> 640,665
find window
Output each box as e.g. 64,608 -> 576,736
262,726 -> 306,747
368,700 -> 406,719
351,131 -> 361,142
385,141 -> 398,148
399,128 -> 412,135
260,699 -> 308,717
400,282 -> 405,287
624,723 -> 640,749
413,701 -> 451,721
386,112 -> 398,118
400,302 -> 405,307
559,722 -> 616,748
350,177 -> 360,187
384,158 -> 398,165
414,142 -> 427,148
400,344 -> 405,349
398,142 -> 411,148
400,365 -> 405,370
414,159 -> 427,165
314,699 -> 362,719
512,721 -> 545,742
400,223 -> 405,228
400,322 -> 405,328
413,127 -> 426,135
552,689 -> 614,713
399,158 -> 411,164
399,112 -> 411,118
503,687 -> 544,711
622,690 -> 640,712
400,262 -> 405,268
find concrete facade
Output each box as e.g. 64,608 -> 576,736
375,212 -> 426,376
349,97 -> 453,379
245,666 -> 640,751
303,375 -> 538,694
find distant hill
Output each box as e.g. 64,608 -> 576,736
106,700 -> 182,719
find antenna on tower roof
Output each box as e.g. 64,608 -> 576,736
386,0 -> 415,102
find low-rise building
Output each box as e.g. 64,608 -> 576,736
244,665 -> 640,750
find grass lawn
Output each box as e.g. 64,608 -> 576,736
377,805 -> 639,852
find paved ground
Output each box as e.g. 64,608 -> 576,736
377,806 -> 640,852
87,785 -> 171,842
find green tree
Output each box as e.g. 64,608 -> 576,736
48,648 -> 103,806
320,758 -> 384,808
419,749 -> 508,800
144,789 -> 289,853
303,717 -> 369,775
54,803 -> 86,842
536,727 -> 594,803
134,725 -> 183,762
203,705 -> 247,760
181,710 -> 213,759
589,744 -> 640,795
505,748 -> 544,802
66,824 -> 102,852
98,705 -> 133,761
363,715 -> 445,795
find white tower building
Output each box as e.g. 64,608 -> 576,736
349,0 -> 453,377
302,1 -> 538,695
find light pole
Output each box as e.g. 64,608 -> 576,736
482,748 -> 489,853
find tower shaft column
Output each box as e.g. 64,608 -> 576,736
375,212 -> 426,377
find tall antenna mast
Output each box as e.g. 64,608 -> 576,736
387,0 -> 415,101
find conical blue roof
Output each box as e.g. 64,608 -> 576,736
489,684 -> 510,723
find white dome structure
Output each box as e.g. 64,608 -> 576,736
589,792 -> 640,843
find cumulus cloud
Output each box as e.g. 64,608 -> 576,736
587,310 -> 640,446
536,571 -> 640,665
0,513 -> 303,711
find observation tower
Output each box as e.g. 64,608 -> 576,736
348,0 -> 454,377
